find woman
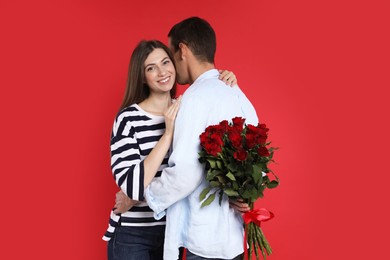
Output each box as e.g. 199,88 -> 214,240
103,40 -> 237,260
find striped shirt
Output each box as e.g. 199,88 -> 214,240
102,104 -> 168,241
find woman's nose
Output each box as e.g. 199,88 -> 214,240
158,66 -> 167,76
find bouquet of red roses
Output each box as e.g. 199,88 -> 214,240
198,117 -> 279,260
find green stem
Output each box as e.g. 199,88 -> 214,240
255,226 -> 266,259
247,224 -> 252,260
251,223 -> 259,260
259,227 -> 272,255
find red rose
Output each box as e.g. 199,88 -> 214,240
257,146 -> 270,157
246,124 -> 258,133
232,117 -> 245,130
258,123 -> 269,132
257,135 -> 267,145
257,124 -> 269,136
205,141 -> 222,156
228,127 -> 242,149
245,124 -> 259,148
200,126 -> 224,156
200,132 -> 209,146
205,125 -> 215,134
234,149 -> 248,161
219,120 -> 229,132
255,124 -> 269,145
205,125 -> 225,138
211,132 -> 224,146
245,133 -> 256,149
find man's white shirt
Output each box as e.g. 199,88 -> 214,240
144,69 -> 258,259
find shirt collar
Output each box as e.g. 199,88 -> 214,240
193,69 -> 219,84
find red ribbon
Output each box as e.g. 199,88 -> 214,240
243,208 -> 274,225
243,208 -> 274,259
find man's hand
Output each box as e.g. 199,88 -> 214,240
113,190 -> 139,214
229,198 -> 250,214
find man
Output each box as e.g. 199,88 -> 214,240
143,17 -> 258,260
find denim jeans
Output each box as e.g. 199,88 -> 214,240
186,250 -> 243,260
107,225 -> 165,260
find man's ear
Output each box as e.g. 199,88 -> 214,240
178,42 -> 188,60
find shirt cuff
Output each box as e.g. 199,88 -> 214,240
144,185 -> 166,220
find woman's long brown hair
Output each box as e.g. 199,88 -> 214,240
119,40 -> 177,111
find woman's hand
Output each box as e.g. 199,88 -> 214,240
218,69 -> 238,86
229,198 -> 250,215
113,190 -> 139,214
163,95 -> 182,138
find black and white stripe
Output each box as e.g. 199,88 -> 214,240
103,104 -> 168,241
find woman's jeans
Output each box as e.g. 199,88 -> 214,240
107,225 -> 165,260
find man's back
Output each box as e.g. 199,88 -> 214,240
162,69 -> 258,259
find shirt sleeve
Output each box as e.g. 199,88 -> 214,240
144,95 -> 207,219
233,85 -> 259,125
110,116 -> 145,201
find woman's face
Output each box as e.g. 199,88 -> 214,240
144,48 -> 176,95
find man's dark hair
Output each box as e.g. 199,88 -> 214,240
168,17 -> 216,63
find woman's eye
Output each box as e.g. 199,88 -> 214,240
163,60 -> 170,65
146,67 -> 154,72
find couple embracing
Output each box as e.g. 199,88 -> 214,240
104,17 -> 258,260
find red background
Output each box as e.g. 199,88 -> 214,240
1,0 -> 389,259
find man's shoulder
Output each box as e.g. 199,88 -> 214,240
190,77 -> 233,96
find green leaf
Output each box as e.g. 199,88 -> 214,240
206,169 -> 222,181
224,188 -> 239,197
227,162 -> 237,172
226,172 -> 236,181
259,176 -> 269,189
210,181 -> 221,188
199,186 -> 212,201
246,153 -> 253,164
258,184 -> 266,196
253,172 -> 263,185
216,160 -> 223,169
267,180 -> 279,189
245,164 -> 253,175
235,170 -> 244,177
252,165 -> 263,184
217,175 -> 227,184
249,187 -> 258,201
207,159 -> 217,169
253,164 -> 262,172
201,193 -> 216,207
241,189 -> 251,199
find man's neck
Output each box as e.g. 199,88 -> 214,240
188,61 -> 215,85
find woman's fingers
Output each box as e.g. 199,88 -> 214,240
171,95 -> 181,117
163,96 -> 181,137
218,70 -> 237,86
219,70 -> 230,83
165,95 -> 181,118
113,191 -> 139,214
225,71 -> 237,86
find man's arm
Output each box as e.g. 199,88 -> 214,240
144,95 -> 208,218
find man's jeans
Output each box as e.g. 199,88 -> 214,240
186,250 -> 243,260
107,225 -> 165,260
